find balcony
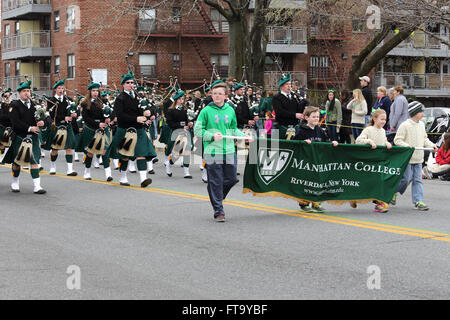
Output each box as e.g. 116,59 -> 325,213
2,0 -> 52,21
373,72 -> 450,97
264,71 -> 307,91
5,73 -> 52,95
2,31 -> 52,60
266,26 -> 308,54
137,18 -> 227,38
309,24 -> 351,40
384,32 -> 449,57
309,66 -> 347,84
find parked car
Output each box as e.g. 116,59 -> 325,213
423,107 -> 450,143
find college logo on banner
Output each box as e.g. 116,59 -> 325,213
257,148 -> 293,185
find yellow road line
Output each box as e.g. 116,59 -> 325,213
2,165 -> 450,243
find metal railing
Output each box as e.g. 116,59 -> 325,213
2,0 -> 50,11
264,71 -> 307,91
373,72 -> 450,90
267,26 -> 307,45
2,31 -> 51,52
4,74 -> 52,91
395,32 -> 449,50
138,19 -> 226,35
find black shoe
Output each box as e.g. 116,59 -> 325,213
39,167 -> 44,171
11,189 -> 20,193
34,189 -> 46,194
120,182 -> 130,186
237,172 -> 240,176
49,172 -> 56,175
202,179 -> 208,183
214,214 -> 226,222
184,175 -> 193,179
85,177 -> 92,181
129,170 -> 137,173
148,170 -> 155,174
114,167 -> 119,170
140,178 -> 152,188
106,177 -> 113,182
152,158 -> 159,164
67,172 -> 78,176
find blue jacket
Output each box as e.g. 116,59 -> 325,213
373,95 -> 392,130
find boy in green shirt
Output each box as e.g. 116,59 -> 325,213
194,81 -> 249,222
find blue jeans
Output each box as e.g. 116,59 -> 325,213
396,163 -> 424,203
327,123 -> 338,141
351,123 -> 365,140
205,154 -> 238,217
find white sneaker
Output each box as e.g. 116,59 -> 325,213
202,168 -> 208,183
11,178 -> 20,192
183,166 -> 192,179
422,166 -> 432,180
164,161 -> 172,177
105,167 -> 113,182
84,168 -> 92,180
49,162 -> 56,175
33,178 -> 46,194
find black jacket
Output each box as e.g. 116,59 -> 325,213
163,98 -> 174,116
233,96 -> 251,128
81,99 -> 106,130
294,122 -> 330,142
9,100 -> 38,138
272,92 -> 305,127
165,107 -> 189,130
114,92 -> 144,129
0,102 -> 12,127
361,86 -> 373,115
48,95 -> 79,134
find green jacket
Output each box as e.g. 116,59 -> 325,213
194,102 -> 245,155
325,98 -> 342,125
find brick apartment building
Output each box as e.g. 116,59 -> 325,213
0,0 -> 449,106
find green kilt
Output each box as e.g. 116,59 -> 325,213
164,128 -> 194,156
108,127 -> 156,160
158,120 -> 171,145
149,122 -> 156,140
76,125 -> 112,156
1,134 -> 41,165
41,122 -> 77,150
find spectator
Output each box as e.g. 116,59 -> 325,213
388,87 -> 395,102
373,86 -> 392,130
359,76 -> 373,123
347,89 -> 367,140
339,90 -> 353,144
324,90 -> 342,142
389,86 -> 409,133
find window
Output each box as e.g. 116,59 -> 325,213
54,11 -> 60,31
139,9 -> 156,33
15,61 -> 20,76
54,56 -> 60,74
5,63 -> 11,77
15,22 -> 20,34
210,9 -> 229,33
352,19 -> 365,33
4,24 -> 10,37
67,54 -> 75,78
66,7 -> 75,33
139,54 -> 156,78
172,7 -> 181,23
210,54 -> 229,77
44,59 -> 51,74
309,55 -> 330,79
173,54 -> 180,69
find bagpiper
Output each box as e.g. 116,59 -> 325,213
272,74 -> 305,140
108,71 -> 156,187
163,90 -> 194,178
1,81 -> 46,194
41,78 -> 79,176
0,88 -> 12,155
76,82 -> 114,181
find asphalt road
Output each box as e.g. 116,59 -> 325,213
0,149 -> 449,300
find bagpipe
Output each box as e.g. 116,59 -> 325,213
0,126 -> 15,147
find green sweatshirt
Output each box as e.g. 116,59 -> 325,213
194,102 -> 245,155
